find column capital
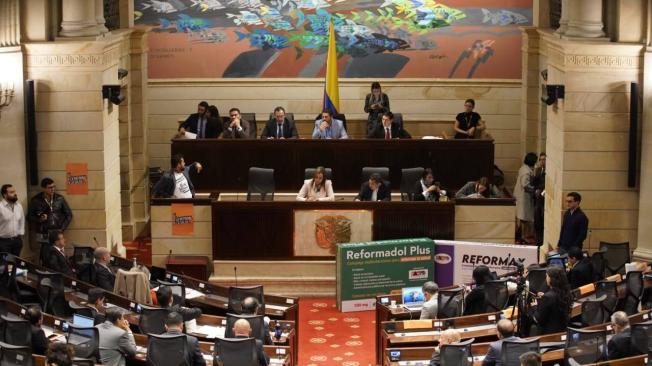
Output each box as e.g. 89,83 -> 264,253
563,0 -> 606,39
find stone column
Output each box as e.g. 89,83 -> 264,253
555,0 -> 570,35
95,0 -> 108,34
59,0 -> 100,37
564,0 -> 605,38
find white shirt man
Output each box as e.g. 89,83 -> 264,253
0,184 -> 25,256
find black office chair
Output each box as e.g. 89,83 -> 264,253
138,305 -> 168,335
0,315 -> 31,347
501,338 -> 540,366
228,286 -> 265,315
564,327 -> 607,365
0,341 -> 34,366
595,280 -> 618,314
361,167 -> 389,182
400,167 -> 424,201
437,286 -> 464,319
484,280 -> 509,312
68,301 -> 97,322
624,271 -> 644,315
225,313 -> 266,344
72,246 -> 95,283
576,295 -> 610,327
526,268 -> 549,294
304,168 -> 333,181
631,320 -> 652,354
0,258 -> 19,301
247,167 -> 275,201
590,250 -> 607,282
157,280 -> 186,306
147,333 -> 188,366
440,337 -> 474,365
36,270 -> 68,317
66,324 -> 100,363
215,337 -> 258,366
599,241 -> 630,276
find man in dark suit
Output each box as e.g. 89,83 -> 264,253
178,101 -> 219,139
355,173 -> 391,201
157,285 -> 202,322
566,246 -> 593,289
368,111 -> 411,139
27,306 -> 49,355
558,192 -> 589,252
233,319 -> 269,366
223,108 -> 251,139
93,247 -> 115,291
87,287 -> 107,325
45,230 -> 73,276
260,106 -> 298,139
608,311 -> 637,360
412,168 -> 442,201
482,319 -> 524,366
163,312 -> 205,366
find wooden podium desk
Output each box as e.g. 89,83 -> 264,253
171,138 -> 494,192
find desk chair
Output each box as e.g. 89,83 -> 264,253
0,341 -> 34,366
304,168 -> 333,181
400,167 -> 424,201
0,315 -> 31,347
114,269 -> 152,305
440,337 -> 474,365
225,314 -> 266,345
215,337 -> 258,366
501,338 -> 540,366
0,258 -> 20,302
437,286 -> 464,319
591,251 -> 607,282
595,280 -> 618,315
361,167 -> 389,183
624,271 -> 644,315
147,333 -> 188,366
72,246 -> 95,283
36,270 -> 68,317
66,324 -> 100,363
526,268 -> 549,294
484,280 -> 509,313
157,280 -> 186,306
599,241 -> 630,276
630,320 -> 652,354
564,327 -> 607,365
228,285 -> 265,315
575,295 -> 610,327
247,167 -> 274,201
68,301 -> 97,323
138,305 -> 168,335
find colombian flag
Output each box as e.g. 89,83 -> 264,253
323,19 -> 339,114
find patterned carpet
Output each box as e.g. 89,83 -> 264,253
298,297 -> 375,366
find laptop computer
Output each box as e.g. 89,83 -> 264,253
73,314 -> 94,328
401,286 -> 425,309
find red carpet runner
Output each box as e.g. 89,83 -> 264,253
298,298 -> 375,366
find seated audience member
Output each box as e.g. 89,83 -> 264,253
420,281 -> 439,320
566,246 -> 593,289
28,306 -> 49,355
93,247 -> 115,291
96,307 -> 136,366
454,99 -> 486,139
151,154 -> 203,199
163,312 -> 204,366
296,166 -> 334,202
241,296 -> 273,345
608,311 -> 637,360
178,101 -> 212,139
231,318 -> 270,366
413,168 -> 443,201
87,287 -> 107,324
157,285 -> 202,322
532,266 -> 571,334
455,177 -> 499,199
46,342 -> 74,366
429,329 -> 462,366
464,265 -> 492,315
312,110 -> 349,139
45,230 -> 73,276
261,106 -> 299,139
223,108 -> 251,139
368,111 -> 411,139
519,351 -> 541,366
355,173 -> 391,202
364,81 -> 390,135
203,105 -> 223,138
482,319 -> 524,366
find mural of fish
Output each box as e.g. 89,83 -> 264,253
235,28 -> 290,49
159,14 -> 212,33
141,0 -> 178,13
190,0 -> 225,11
481,8 -> 529,25
226,10 -> 264,26
353,33 -> 409,55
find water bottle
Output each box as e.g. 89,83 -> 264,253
274,321 -> 282,340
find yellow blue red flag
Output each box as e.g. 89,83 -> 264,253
323,19 -> 339,114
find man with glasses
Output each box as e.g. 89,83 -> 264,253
557,191 -> 589,253
28,178 -> 73,262
222,107 -> 251,139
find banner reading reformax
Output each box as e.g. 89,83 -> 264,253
336,238 -> 434,312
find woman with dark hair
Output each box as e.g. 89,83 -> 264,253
296,166 -> 334,201
455,177 -> 499,199
454,98 -> 486,139
364,82 -> 390,135
514,152 -> 538,243
204,105 -> 223,138
46,342 -> 74,366
532,266 -> 572,334
463,265 -> 492,315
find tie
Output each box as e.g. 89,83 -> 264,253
277,124 -> 283,138
385,128 -> 390,140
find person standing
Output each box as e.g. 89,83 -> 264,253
28,178 -> 73,247
532,153 -> 546,245
514,153 -> 537,243
557,192 -> 589,252
454,99 -> 486,139
364,82 -> 390,135
178,101 -> 211,138
0,184 -> 25,256
151,154 -> 203,199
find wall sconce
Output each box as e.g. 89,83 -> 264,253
541,84 -> 565,105
0,83 -> 15,119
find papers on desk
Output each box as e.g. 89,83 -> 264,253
182,132 -> 197,140
266,304 -> 289,311
43,326 -> 54,338
185,288 -> 204,300
270,358 -> 286,365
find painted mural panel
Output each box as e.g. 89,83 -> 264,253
135,0 -> 532,78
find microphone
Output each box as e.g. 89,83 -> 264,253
167,249 -> 172,267
234,266 -> 238,287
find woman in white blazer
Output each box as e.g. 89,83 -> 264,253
296,166 -> 334,201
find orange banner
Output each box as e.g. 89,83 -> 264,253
171,203 -> 194,236
66,163 -> 88,195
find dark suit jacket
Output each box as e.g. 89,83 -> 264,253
163,330 -> 204,366
260,118 -> 299,139
567,257 -> 593,289
235,336 -> 270,366
179,114 -> 222,138
558,208 -> 589,250
166,303 -> 202,322
45,246 -> 73,276
533,290 -> 568,334
31,325 -> 49,355
608,328 -> 636,360
481,336 -> 523,366
355,181 -> 391,201
412,180 -> 441,201
367,122 -> 411,139
94,263 -> 116,292
222,119 -> 251,139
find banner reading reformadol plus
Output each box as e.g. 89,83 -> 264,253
336,238 -> 434,312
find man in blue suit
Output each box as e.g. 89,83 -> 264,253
312,110 -> 349,139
